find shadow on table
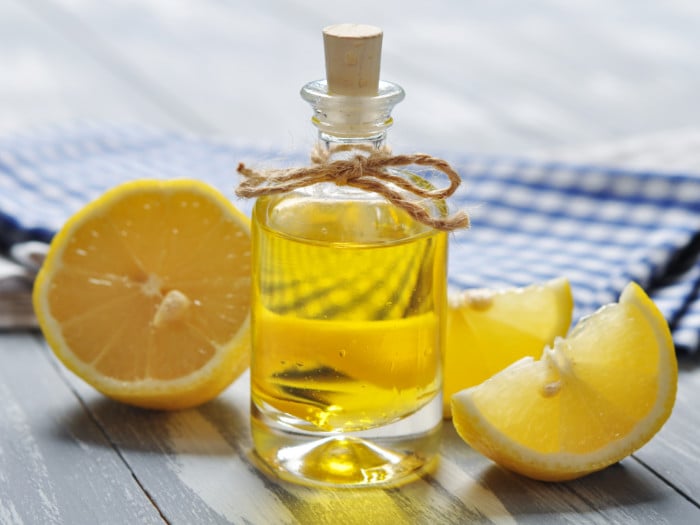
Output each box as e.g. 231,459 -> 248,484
438,421 -> 675,520
467,460 -> 676,518
53,393 -> 251,457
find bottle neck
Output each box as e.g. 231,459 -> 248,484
317,131 -> 387,152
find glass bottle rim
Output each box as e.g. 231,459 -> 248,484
300,79 -> 405,105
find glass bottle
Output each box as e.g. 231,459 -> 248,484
249,24 -> 446,487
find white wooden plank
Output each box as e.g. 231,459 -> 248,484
0,0 -> 189,136
38,0 -> 700,154
634,355 -> 700,504
441,422 -> 700,524
60,369 -> 440,524
0,333 -> 164,525
54,346 -> 700,524
22,0 -> 318,151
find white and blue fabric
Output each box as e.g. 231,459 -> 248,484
448,156 -> 700,353
1,122 -> 699,352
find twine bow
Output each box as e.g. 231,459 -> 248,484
236,143 -> 469,231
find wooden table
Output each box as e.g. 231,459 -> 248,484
2,1 -> 700,523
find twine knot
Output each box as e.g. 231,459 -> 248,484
236,143 -> 469,231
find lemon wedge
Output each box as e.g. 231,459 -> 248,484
451,282 -> 677,481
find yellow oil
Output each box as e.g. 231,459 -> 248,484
250,189 -> 447,433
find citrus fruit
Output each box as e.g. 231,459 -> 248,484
443,277 -> 573,417
451,282 -> 677,481
32,179 -> 251,410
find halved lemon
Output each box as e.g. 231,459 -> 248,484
33,179 -> 251,410
451,282 -> 677,481
444,277 -> 573,417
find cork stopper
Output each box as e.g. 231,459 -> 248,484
323,24 -> 382,96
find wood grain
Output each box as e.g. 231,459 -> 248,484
49,343 -> 700,524
0,333 -> 164,524
634,352 -> 700,504
0,0 -> 188,138
18,0 -> 700,153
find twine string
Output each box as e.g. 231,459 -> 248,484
236,143 -> 469,231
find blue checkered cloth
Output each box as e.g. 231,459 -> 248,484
1,122 -> 699,352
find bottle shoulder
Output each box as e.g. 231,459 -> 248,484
253,187 -> 441,245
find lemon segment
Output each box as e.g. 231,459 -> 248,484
451,282 -> 677,481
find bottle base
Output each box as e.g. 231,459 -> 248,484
250,397 -> 442,488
